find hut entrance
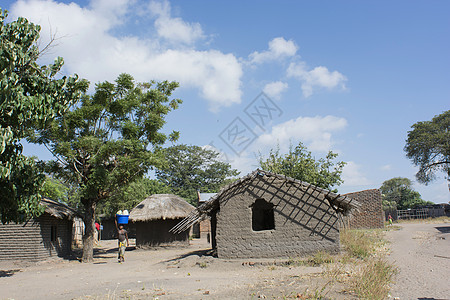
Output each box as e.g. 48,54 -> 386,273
251,199 -> 274,231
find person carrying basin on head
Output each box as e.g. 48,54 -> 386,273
115,210 -> 129,263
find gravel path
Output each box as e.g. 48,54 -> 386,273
386,222 -> 450,300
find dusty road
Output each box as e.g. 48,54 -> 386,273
0,239 -> 331,300
386,222 -> 450,300
1,221 -> 448,299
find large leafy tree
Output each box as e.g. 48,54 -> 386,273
380,177 -> 432,210
404,110 -> 450,185
0,9 -> 87,223
31,73 -> 181,262
258,142 -> 346,192
155,144 -> 239,204
97,177 -> 171,217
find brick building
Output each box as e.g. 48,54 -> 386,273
172,170 -> 361,259
344,189 -> 384,229
0,198 -> 77,261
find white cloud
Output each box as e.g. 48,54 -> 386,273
263,81 -> 288,100
380,164 -> 392,171
148,0 -> 204,45
416,180 -> 450,204
249,37 -> 298,64
9,0 -> 242,111
256,115 -> 348,152
341,161 -> 371,187
287,62 -> 347,97
203,144 -> 256,176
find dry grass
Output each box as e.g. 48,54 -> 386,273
340,228 -> 385,259
396,216 -> 450,224
352,258 -> 397,300
306,250 -> 334,266
339,228 -> 397,300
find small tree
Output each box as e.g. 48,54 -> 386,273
258,142 -> 346,192
0,9 -> 87,223
155,144 -> 239,204
379,177 -> 432,210
404,110 -> 450,185
31,73 -> 181,262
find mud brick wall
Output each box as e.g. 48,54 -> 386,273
214,175 -> 341,259
199,219 -> 211,238
0,214 -> 73,261
344,189 -> 384,229
134,218 -> 189,247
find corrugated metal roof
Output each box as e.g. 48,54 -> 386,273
199,193 -> 217,202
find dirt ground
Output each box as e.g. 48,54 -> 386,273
0,238 -> 346,300
386,222 -> 450,300
0,221 -> 448,300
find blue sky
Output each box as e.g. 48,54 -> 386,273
4,0 -> 449,203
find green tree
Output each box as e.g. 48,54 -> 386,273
31,73 -> 181,262
257,142 -> 346,192
97,177 -> 171,216
155,144 -> 239,204
379,177 -> 432,210
0,9 -> 87,223
40,176 -> 69,203
404,110 -> 450,185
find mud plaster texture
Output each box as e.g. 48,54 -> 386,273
214,176 -> 341,259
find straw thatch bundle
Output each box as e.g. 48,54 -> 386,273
40,198 -> 78,220
129,194 -> 195,222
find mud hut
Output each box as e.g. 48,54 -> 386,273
0,198 -> 77,261
172,169 -> 361,259
129,194 -> 195,247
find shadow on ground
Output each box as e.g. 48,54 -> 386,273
163,248 -> 214,263
434,226 -> 450,233
0,269 -> 21,278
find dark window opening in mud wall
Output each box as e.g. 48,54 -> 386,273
251,199 -> 275,231
51,225 -> 57,241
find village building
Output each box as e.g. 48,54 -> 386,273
171,169 -> 360,259
129,194 -> 195,247
0,198 -> 77,261
343,189 -> 384,229
192,192 -> 215,240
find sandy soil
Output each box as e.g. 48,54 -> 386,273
0,238 -> 347,300
386,222 -> 450,300
1,221 -> 448,300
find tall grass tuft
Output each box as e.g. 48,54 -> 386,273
340,228 -> 383,259
352,258 -> 397,300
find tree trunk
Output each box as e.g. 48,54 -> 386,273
82,199 -> 96,262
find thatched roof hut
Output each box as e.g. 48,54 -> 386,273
129,194 -> 195,247
129,194 -> 195,222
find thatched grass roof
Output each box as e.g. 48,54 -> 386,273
129,194 -> 195,222
40,198 -> 78,220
